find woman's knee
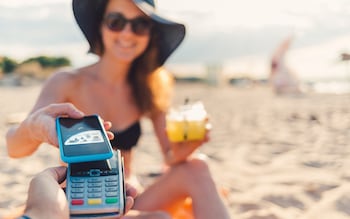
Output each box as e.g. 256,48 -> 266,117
144,211 -> 171,219
180,158 -> 212,181
154,211 -> 172,219
123,210 -> 171,219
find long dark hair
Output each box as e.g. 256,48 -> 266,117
128,30 -> 163,114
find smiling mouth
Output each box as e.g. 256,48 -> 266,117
116,40 -> 135,49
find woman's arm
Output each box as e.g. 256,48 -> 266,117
6,103 -> 84,157
149,68 -> 210,165
6,72 -> 82,158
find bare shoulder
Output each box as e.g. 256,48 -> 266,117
29,68 -> 87,111
46,68 -> 78,84
35,67 -> 89,103
44,66 -> 90,89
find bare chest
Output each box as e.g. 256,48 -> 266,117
69,81 -> 141,129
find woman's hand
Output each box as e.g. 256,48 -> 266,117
26,103 -> 85,146
100,119 -> 115,142
152,109 -> 211,166
26,103 -> 115,147
166,121 -> 211,165
6,103 -> 115,158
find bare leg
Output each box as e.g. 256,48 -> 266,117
122,210 -> 171,219
133,158 -> 230,219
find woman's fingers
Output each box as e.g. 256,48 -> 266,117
45,103 -> 84,118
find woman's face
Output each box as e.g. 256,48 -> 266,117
101,0 -> 151,63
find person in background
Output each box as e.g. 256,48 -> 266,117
6,0 -> 230,218
269,34 -> 302,95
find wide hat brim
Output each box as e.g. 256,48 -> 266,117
72,0 -> 186,66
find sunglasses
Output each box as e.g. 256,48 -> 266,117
104,12 -> 154,36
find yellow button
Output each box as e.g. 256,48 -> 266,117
88,199 -> 102,205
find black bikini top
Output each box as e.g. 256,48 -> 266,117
109,121 -> 141,151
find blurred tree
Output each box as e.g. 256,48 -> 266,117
1,57 -> 18,74
22,56 -> 71,68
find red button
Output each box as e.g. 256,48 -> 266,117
71,199 -> 84,205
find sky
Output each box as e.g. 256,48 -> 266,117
1,0 -> 350,80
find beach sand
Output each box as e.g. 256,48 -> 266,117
1,82 -> 350,218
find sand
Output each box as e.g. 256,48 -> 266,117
1,81 -> 350,219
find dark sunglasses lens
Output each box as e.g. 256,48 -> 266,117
131,18 -> 153,35
105,14 -> 127,31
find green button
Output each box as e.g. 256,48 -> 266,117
106,198 -> 118,204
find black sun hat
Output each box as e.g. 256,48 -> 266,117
72,0 -> 186,65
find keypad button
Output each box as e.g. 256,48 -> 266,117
106,198 -> 118,204
88,198 -> 102,205
88,193 -> 102,198
105,187 -> 117,192
71,199 -> 84,205
88,183 -> 102,188
107,170 -> 117,175
105,182 -> 118,187
105,177 -> 117,182
106,192 -> 118,197
71,188 -> 84,193
88,188 -> 102,193
71,178 -> 84,183
87,178 -> 102,183
89,169 -> 101,176
71,183 -> 84,188
71,193 -> 84,199
100,170 -> 109,176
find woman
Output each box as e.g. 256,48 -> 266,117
6,0 -> 230,218
270,34 -> 301,95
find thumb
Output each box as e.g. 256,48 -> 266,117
43,166 -> 67,184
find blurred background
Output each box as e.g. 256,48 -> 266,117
1,0 -> 350,92
1,1 -> 350,218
